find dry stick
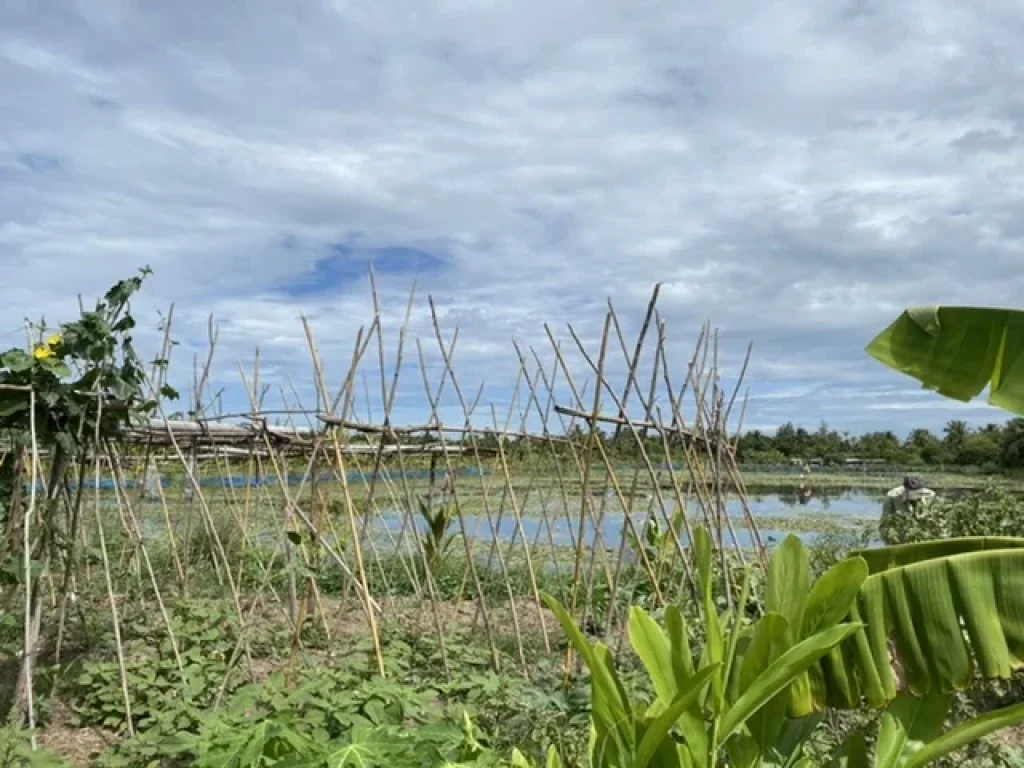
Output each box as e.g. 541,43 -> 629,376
609,284 -> 662,439
54,452 -> 90,666
424,299 -> 503,673
529,350 -> 616,634
281,384 -> 383,636
303,374 -> 409,619
489,377 -> 548,580
209,380 -> 296,633
302,319 -> 385,677
490,402 -> 552,653
144,381 -> 255,679
413,342 -> 504,652
643,326 -> 699,598
327,325 -> 416,610
568,319 -> 683,634
532,339 -> 616,590
397,339 -> 481,671
208,408 -> 370,708
91,399 -> 135,736
683,332 -> 736,604
601,296 -> 672,636
476,370 -> 523,579
295,326 -> 375,610
562,322 -> 664,606
151,463 -> 185,588
515,355 -> 575,571
517,350 -> 586,597
538,335 -> 617,611
454,391 -> 532,663
273,386 -> 333,638
559,312 -> 611,675
638,325 -> 696,599
447,378 -> 491,604
471,370 -> 543,612
21,393 -> 37,745
660,323 -> 718,535
353,279 -> 422,598
104,441 -> 187,689
717,343 -> 767,568
601,330 -> 685,642
688,340 -> 751,569
50,376 -> 105,669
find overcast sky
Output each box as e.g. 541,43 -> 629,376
1,0 -> 1021,436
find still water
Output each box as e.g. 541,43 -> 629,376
371,489 -> 882,550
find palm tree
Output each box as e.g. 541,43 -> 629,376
943,419 -> 968,448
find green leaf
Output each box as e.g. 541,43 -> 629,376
828,731 -> 870,768
1,349 -> 32,372
903,699 -> 1024,768
542,593 -> 632,762
739,613 -> 790,753
628,606 -> 676,706
665,604 -> 696,683
635,664 -> 719,768
721,623 -> 862,741
852,537 -> 1024,575
800,557 -> 869,637
866,306 -> 1024,414
767,535 -> 810,630
876,693 -> 954,768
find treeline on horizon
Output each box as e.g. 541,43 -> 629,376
382,418 -> 1024,471
733,419 -> 1024,470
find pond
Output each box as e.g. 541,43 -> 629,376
369,489 -> 883,551
135,490 -> 884,552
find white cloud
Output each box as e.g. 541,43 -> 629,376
1,0 -> 1023,435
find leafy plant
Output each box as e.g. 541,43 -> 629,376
545,525 -> 1024,767
417,498 -> 459,571
543,525 -> 866,767
0,726 -> 67,767
881,483 -> 1024,546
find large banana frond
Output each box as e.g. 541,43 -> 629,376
865,305 -> 1024,415
852,537 -> 1024,574
822,543 -> 1024,709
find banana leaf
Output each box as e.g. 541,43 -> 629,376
852,537 -> 1024,575
822,546 -> 1024,709
865,305 -> 1024,414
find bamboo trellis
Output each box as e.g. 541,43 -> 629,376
0,282 -> 765,733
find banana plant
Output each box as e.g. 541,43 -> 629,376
866,305 -> 1024,416
543,527 -> 864,768
818,535 -> 1024,710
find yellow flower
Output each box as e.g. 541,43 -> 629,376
46,333 -> 62,348
34,345 -> 54,360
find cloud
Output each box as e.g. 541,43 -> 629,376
1,0 -> 1022,435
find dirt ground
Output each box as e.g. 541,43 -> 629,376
37,702 -> 116,767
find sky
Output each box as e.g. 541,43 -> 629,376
1,0 -> 1023,437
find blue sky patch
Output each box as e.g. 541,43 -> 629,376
283,244 -> 447,297
17,153 -> 63,173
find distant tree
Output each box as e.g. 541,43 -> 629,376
944,419 -> 969,451
905,428 -> 947,465
1001,419 -> 1024,468
958,431 -> 1001,467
